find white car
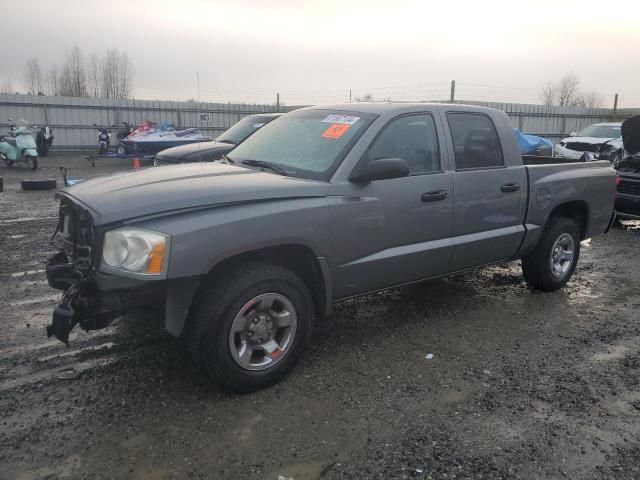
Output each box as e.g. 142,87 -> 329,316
556,122 -> 623,161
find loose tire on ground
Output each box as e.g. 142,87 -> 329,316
21,178 -> 57,191
522,216 -> 581,292
187,262 -> 314,393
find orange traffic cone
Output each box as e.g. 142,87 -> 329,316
133,158 -> 141,170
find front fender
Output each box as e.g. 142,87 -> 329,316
138,198 -> 334,279
23,148 -> 38,157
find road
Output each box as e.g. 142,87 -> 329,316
1,154 -> 639,479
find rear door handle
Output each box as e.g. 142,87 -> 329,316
501,183 -> 520,193
421,190 -> 448,202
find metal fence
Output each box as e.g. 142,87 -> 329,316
451,100 -> 640,143
0,93 -> 638,149
0,93 -> 298,149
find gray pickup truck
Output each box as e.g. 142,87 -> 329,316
46,104 -> 616,392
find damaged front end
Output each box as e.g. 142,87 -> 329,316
46,196 -> 163,344
556,139 -> 620,161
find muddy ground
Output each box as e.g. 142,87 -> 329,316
0,153 -> 639,480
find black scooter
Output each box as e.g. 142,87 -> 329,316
36,125 -> 54,156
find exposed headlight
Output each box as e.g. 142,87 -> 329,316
101,227 -> 170,277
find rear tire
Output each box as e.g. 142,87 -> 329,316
21,178 -> 56,191
188,262 -> 314,393
522,216 -> 581,291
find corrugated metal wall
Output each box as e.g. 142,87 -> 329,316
453,100 -> 640,142
0,93 -> 638,148
0,93 -> 296,149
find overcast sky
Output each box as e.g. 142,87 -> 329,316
2,0 -> 639,107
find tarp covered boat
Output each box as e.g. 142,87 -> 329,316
514,128 -> 554,156
119,121 -> 212,154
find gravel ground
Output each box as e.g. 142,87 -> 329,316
1,153 -> 639,480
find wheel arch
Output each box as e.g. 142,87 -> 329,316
549,200 -> 589,239
166,243 -> 332,339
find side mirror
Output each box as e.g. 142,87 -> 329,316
350,158 -> 410,183
569,131 -> 578,137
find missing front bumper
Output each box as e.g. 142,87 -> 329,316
45,251 -> 166,345
46,286 -> 80,345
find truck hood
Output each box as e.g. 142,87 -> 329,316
621,115 -> 640,155
154,141 -> 233,163
64,162 -> 329,225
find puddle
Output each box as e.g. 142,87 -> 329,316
592,344 -> 629,362
268,460 -> 328,480
38,342 -> 115,362
438,389 -> 467,404
131,466 -> 171,480
9,269 -> 46,278
9,294 -> 59,307
0,216 -> 57,224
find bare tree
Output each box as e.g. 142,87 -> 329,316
0,78 -> 14,94
44,65 -> 59,96
574,90 -> 604,109
88,52 -> 101,98
16,46 -> 135,99
539,81 -> 557,106
99,49 -> 134,99
354,93 -> 374,102
539,73 -> 604,109
557,73 -> 580,106
23,58 -> 44,94
117,51 -> 134,99
59,45 -> 88,97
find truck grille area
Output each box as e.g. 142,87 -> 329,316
55,196 -> 96,274
617,179 -> 640,196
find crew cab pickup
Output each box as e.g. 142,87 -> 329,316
46,104 -> 617,392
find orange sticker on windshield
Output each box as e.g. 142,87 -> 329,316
322,123 -> 350,139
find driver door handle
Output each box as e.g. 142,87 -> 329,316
421,190 -> 448,202
501,183 -> 520,193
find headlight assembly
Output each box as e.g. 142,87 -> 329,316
101,227 -> 170,277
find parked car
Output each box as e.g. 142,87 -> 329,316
153,113 -> 283,166
556,122 -> 623,161
46,103 -> 616,392
614,115 -> 640,220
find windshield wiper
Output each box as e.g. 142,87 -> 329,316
217,139 -> 238,145
241,159 -> 287,176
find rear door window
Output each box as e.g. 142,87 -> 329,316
446,113 -> 504,170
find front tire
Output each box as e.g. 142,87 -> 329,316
522,216 -> 581,291
188,262 -> 314,393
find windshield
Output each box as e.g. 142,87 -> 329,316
227,109 -> 376,180
216,115 -> 276,144
578,125 -> 621,138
